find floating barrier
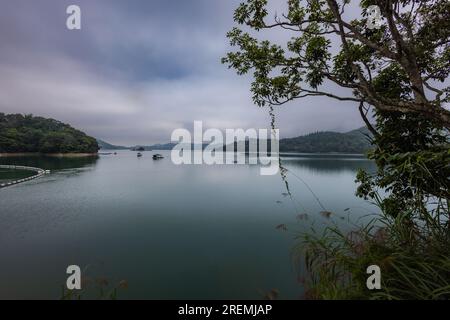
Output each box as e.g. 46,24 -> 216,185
0,165 -> 50,189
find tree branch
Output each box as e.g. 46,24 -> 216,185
358,102 -> 379,138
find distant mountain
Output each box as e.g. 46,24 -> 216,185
279,127 -> 372,153
129,145 -> 155,151
0,113 -> 99,153
222,126 -> 372,154
131,146 -> 146,151
96,126 -> 373,154
147,143 -> 176,150
97,139 -> 129,150
130,143 -> 205,151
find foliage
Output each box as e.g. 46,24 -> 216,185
223,0 -> 450,126
0,113 -> 99,153
357,114 -> 449,220
280,127 -> 372,153
97,139 -> 128,150
300,115 -> 449,300
61,277 -> 128,300
299,214 -> 450,300
223,0 -> 450,299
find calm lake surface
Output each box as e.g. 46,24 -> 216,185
0,151 -> 377,299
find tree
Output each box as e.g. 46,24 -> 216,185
223,0 -> 449,227
222,0 -> 450,129
0,113 -> 99,153
223,1 -> 450,299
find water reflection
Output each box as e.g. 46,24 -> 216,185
281,156 -> 376,174
0,151 -> 376,299
0,155 -> 98,170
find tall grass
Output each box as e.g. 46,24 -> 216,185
297,197 -> 450,300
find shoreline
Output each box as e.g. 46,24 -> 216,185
0,152 -> 98,158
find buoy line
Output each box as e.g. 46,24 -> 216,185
0,165 -> 50,189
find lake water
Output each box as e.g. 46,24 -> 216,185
0,151 -> 377,299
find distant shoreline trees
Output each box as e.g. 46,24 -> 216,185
0,113 -> 99,154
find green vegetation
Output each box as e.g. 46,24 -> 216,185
0,113 -> 98,153
280,127 -> 371,153
97,127 -> 372,153
60,268 -> 128,300
224,0 -> 450,299
300,212 -> 450,299
301,116 -> 450,299
97,139 -> 128,150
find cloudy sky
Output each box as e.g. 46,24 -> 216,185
0,0 -> 365,145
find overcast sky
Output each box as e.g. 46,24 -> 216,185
0,0 -> 365,145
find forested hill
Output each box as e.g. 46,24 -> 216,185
97,139 -> 128,150
0,113 -> 99,153
279,127 -> 372,153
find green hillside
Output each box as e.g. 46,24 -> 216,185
279,127 -> 372,153
0,113 -> 99,153
97,139 -> 129,150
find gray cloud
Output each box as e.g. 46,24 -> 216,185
0,0 -> 364,146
